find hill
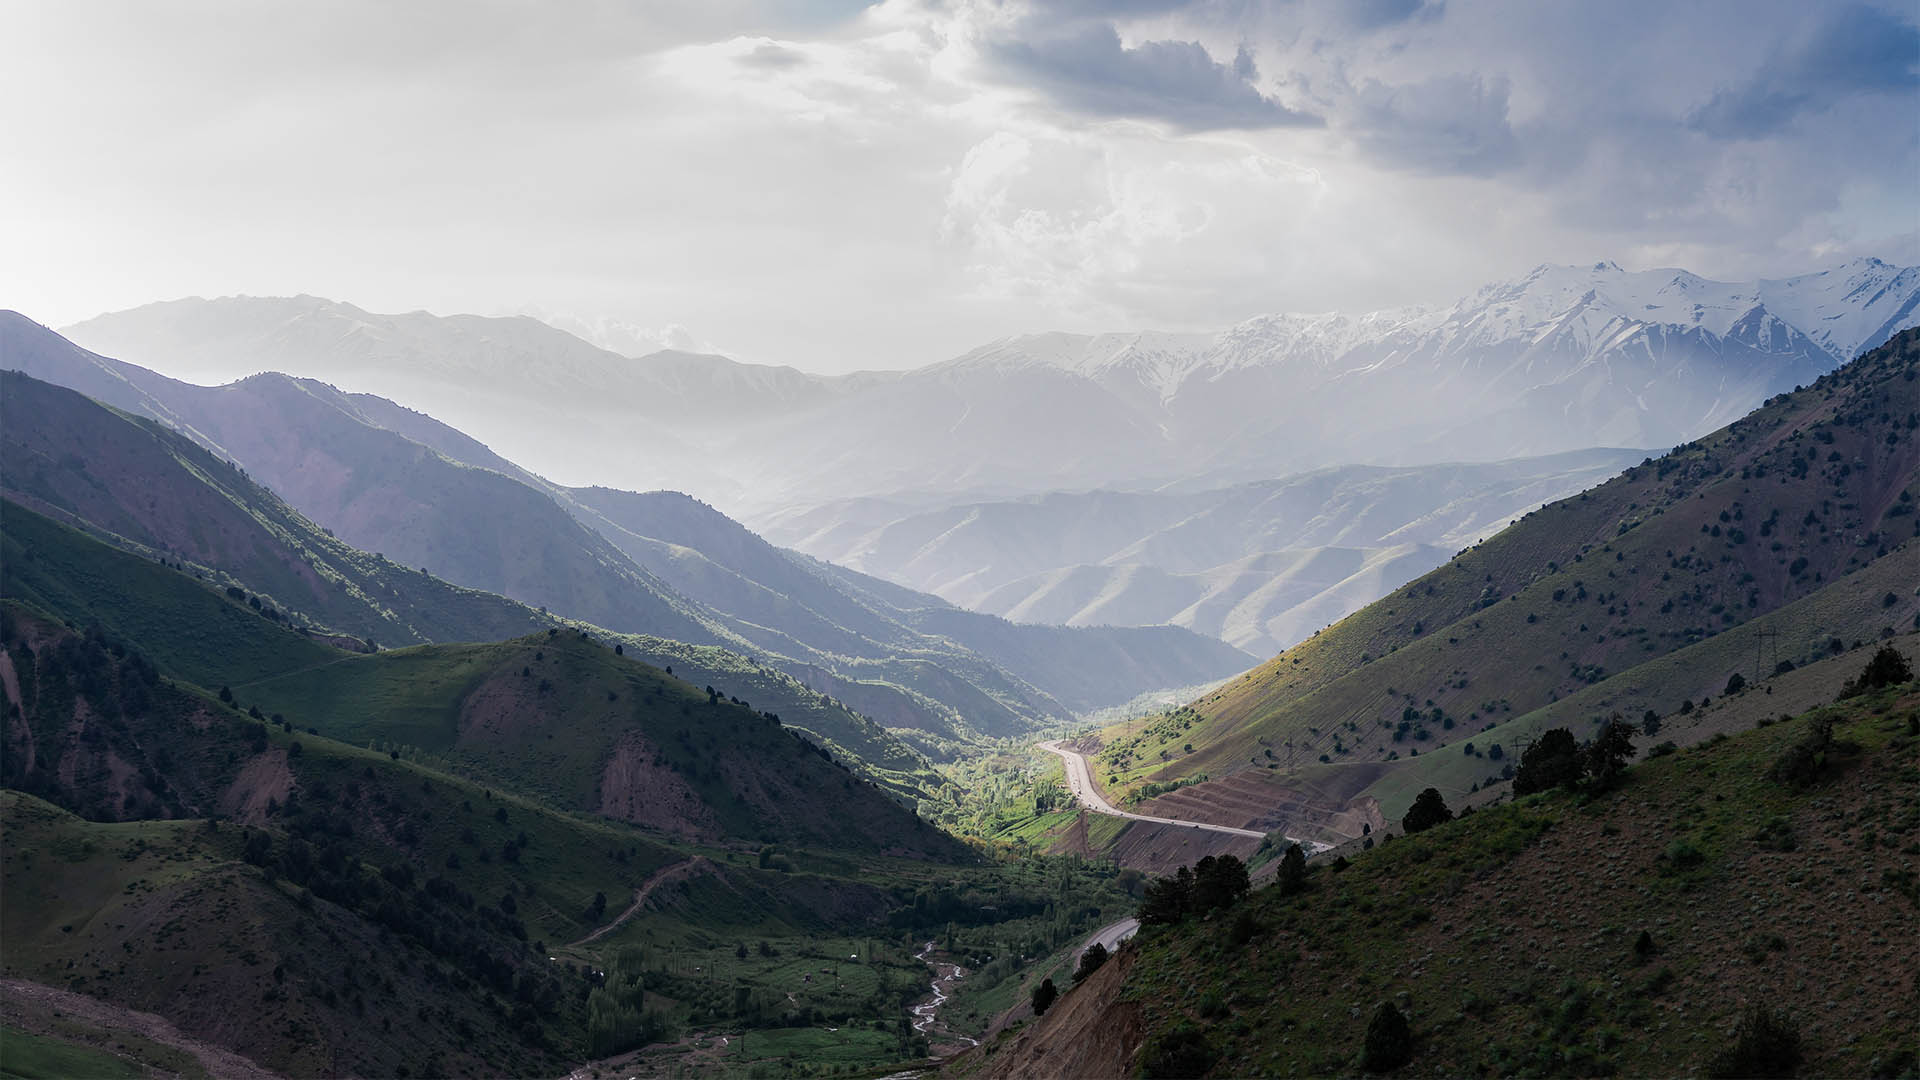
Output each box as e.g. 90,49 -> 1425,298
0,596 -> 1141,1076
5,316 -> 1254,741
0,324 -> 720,647
0,370 -> 557,650
62,259 -> 1919,511
758,449 -> 1646,655
1084,328 -> 1920,826
0,495 -> 950,808
959,677 -> 1920,1077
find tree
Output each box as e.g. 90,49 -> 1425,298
1191,854 -> 1250,912
1276,843 -> 1307,898
1513,728 -> 1580,795
1030,978 -> 1057,1016
1582,717 -> 1638,791
1138,867 -> 1193,926
1361,1001 -> 1412,1071
1073,942 -> 1108,983
1838,644 -> 1914,698
1400,788 -> 1452,834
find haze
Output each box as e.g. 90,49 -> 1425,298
5,0 -> 1915,374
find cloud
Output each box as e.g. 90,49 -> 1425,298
985,22 -> 1322,131
1688,3 -> 1920,138
1329,0 -> 1445,32
1346,73 -> 1517,175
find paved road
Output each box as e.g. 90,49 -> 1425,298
1077,917 -> 1139,964
1038,740 -> 1268,839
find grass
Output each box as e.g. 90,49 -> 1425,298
1085,339 -> 1920,817
0,1026 -> 144,1080
1003,684 -> 1920,1079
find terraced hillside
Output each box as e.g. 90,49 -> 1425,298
960,677 -> 1920,1078
1090,329 -> 1920,826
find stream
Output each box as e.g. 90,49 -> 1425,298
909,941 -> 981,1051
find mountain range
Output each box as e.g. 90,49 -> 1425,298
62,258 -> 1920,516
1081,328 -> 1920,838
0,314 -> 1254,758
757,449 -> 1649,655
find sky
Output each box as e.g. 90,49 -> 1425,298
3,0 -> 1916,373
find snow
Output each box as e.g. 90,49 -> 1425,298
930,258 -> 1917,402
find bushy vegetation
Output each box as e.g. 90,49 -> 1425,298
1138,855 -> 1250,926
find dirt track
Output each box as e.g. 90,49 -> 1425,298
573,857 -> 711,946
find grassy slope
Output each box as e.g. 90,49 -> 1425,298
0,603 -> 1133,1077
1,491 -> 947,803
233,628 -> 962,858
966,683 -> 1920,1078
1094,330 -> 1920,813
0,602 -> 993,1075
0,372 -> 553,649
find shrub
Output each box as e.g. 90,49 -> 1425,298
1361,1001 -> 1413,1072
1708,1005 -> 1801,1078
1838,645 -> 1914,698
1142,1024 -> 1215,1079
1073,942 -> 1109,983
1030,978 -> 1057,1016
1662,840 -> 1705,872
1769,716 -> 1836,788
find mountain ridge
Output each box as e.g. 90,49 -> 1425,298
59,258 -> 1919,512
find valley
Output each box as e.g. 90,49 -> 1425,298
1,289 -> 1915,1079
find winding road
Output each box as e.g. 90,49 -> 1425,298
1038,740 -> 1267,839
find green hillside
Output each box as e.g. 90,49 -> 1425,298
1,599 -> 1138,1075
0,446 -> 945,803
1092,329 -> 1920,818
0,371 -> 554,650
962,678 -> 1920,1078
233,628 -> 962,857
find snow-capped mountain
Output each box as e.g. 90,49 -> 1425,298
59,258 -> 1920,515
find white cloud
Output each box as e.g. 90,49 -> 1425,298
2,0 -> 1913,374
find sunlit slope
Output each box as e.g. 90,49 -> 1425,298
1097,328 -> 1919,796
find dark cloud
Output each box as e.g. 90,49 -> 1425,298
1688,3 -> 1919,138
1331,0 -> 1444,31
1346,73 -> 1518,175
989,22 -> 1322,131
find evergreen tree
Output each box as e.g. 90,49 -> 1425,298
1276,843 -> 1307,898
1030,978 -> 1058,1016
1582,717 -> 1638,791
1400,788 -> 1452,834
1361,1001 -> 1412,1071
1513,728 -> 1581,795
